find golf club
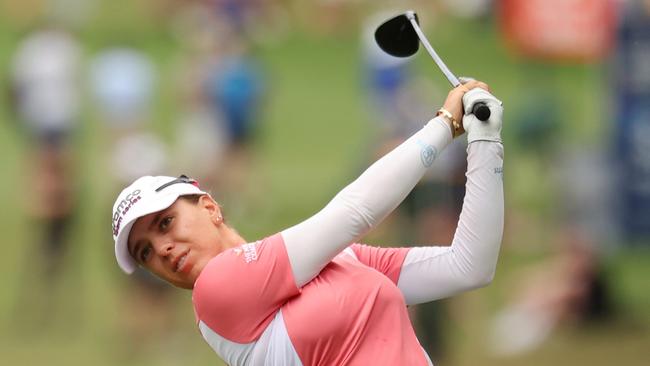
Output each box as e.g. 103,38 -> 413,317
374,10 -> 491,122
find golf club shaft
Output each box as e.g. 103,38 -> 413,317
402,11 -> 491,122
405,11 -> 460,87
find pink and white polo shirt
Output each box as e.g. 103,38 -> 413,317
192,233 -> 431,366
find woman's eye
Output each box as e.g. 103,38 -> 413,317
159,216 -> 173,231
141,245 -> 152,262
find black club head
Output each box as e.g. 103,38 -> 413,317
374,13 -> 420,58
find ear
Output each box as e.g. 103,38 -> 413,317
199,195 -> 223,226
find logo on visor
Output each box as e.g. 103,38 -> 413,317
112,189 -> 142,236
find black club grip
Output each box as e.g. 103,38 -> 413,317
472,102 -> 491,121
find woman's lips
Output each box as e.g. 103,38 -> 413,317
175,252 -> 192,273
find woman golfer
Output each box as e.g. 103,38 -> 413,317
112,80 -> 504,366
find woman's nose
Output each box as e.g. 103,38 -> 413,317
154,241 -> 174,256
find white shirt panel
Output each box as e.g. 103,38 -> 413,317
199,311 -> 303,366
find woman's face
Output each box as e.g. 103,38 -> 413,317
127,195 -> 226,289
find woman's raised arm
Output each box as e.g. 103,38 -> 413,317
282,81 -> 493,287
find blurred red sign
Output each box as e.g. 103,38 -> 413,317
499,0 -> 618,62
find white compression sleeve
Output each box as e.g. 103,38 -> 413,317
282,117 -> 453,287
397,141 -> 504,305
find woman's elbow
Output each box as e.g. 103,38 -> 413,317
473,269 -> 496,288
460,267 -> 496,291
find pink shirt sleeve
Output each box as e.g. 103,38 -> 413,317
350,244 -> 410,284
192,233 -> 300,343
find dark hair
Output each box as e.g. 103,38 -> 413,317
178,194 -> 204,204
178,194 -> 225,222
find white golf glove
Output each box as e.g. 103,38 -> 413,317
462,88 -> 504,143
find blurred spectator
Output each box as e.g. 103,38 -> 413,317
553,146 -> 619,250
204,47 -> 265,149
11,25 -> 82,150
89,47 -> 156,129
88,46 -> 178,358
9,25 -> 82,323
188,5 -> 267,208
505,84 -> 563,221
361,10 -> 440,154
509,90 -> 561,155
489,229 -> 613,356
172,40 -> 229,187
88,46 -> 168,185
169,2 -> 232,191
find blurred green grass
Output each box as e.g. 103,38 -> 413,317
0,4 -> 649,365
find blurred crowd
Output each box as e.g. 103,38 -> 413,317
2,0 -> 649,364
6,0 -> 275,359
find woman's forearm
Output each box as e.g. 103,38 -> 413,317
282,117 -> 453,287
397,141 -> 505,304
